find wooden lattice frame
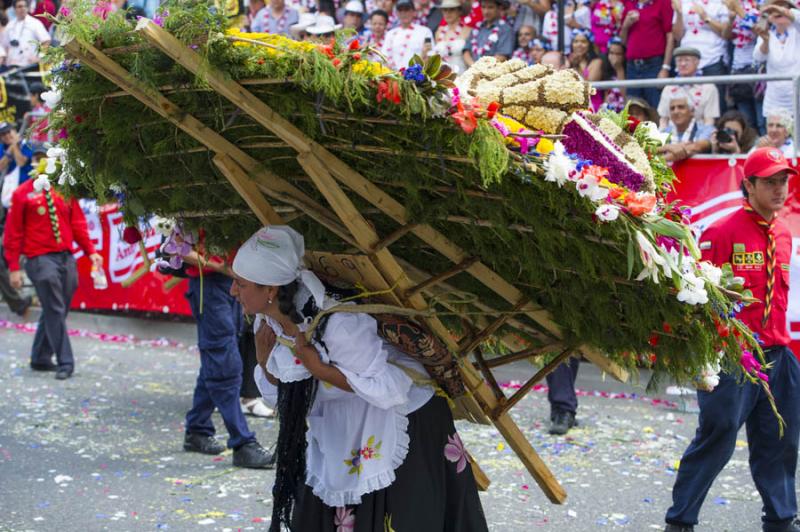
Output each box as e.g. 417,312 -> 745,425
62,20 -> 637,503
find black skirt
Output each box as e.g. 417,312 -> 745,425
292,395 -> 489,532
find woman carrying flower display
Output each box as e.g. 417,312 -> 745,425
229,225 -> 488,532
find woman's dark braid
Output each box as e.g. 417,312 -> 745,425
269,281 -> 318,532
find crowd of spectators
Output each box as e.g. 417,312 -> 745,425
232,0 -> 798,159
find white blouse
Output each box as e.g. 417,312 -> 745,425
753,11 -> 800,117
253,309 -> 434,508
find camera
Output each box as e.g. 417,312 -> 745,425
717,127 -> 737,144
9,39 -> 19,47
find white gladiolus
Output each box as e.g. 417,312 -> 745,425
41,90 -> 61,109
635,231 -> 667,284
595,203 -> 620,222
639,121 -> 670,146
33,174 -> 51,192
697,260 -> 723,285
45,157 -> 58,174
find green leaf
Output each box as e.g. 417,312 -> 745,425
409,54 -> 423,67
424,54 -> 442,77
627,236 -> 635,279
366,435 -> 375,447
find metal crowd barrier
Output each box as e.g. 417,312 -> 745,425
592,73 -> 800,158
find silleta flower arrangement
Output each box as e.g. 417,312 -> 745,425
43,0 -> 772,392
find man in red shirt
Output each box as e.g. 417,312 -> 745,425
3,177 -> 102,380
620,0 -> 674,108
664,148 -> 800,532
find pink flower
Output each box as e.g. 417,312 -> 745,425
92,1 -> 113,20
59,5 -> 72,17
741,350 -> 769,382
444,432 -> 469,473
334,507 -> 355,532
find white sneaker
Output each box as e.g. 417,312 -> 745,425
240,398 -> 274,418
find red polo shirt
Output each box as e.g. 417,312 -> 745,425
699,205 -> 792,347
3,179 -> 96,271
622,0 -> 673,61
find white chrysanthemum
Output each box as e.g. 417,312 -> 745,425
544,141 -> 575,187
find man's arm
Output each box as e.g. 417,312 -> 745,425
659,32 -> 675,78
2,187 -> 26,272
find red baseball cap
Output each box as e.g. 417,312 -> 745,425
743,147 -> 798,178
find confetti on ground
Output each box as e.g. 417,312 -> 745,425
0,313 -> 767,531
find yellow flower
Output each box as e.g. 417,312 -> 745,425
352,59 -> 392,78
536,138 -> 555,154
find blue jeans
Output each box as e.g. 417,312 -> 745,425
547,357 -> 580,415
626,55 -> 664,109
666,347 -> 800,527
184,274 -> 256,450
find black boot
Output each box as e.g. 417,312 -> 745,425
233,441 -> 275,469
549,409 -> 576,435
184,433 -> 225,455
664,524 -> 695,532
764,519 -> 800,532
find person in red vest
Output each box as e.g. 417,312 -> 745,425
664,148 -> 800,532
3,175 -> 102,380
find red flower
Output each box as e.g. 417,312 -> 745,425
627,115 -> 641,134
648,333 -> 659,347
332,58 -> 342,67
376,79 -> 401,105
452,103 -> 477,134
349,39 -> 361,50
486,101 -> 500,120
353,53 -> 361,61
122,226 -> 142,245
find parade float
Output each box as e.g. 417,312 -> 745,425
39,0 -> 775,502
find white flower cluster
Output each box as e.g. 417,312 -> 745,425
545,141 -> 617,219
455,57 -> 592,133
42,146 -> 76,187
634,228 -> 725,306
695,354 -> 722,391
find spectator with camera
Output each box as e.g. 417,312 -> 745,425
753,0 -> 800,122
710,110 -> 758,154
659,89 -> 714,162
657,47 -> 720,128
384,0 -> 434,68
600,36 -> 626,112
1,0 -> 50,68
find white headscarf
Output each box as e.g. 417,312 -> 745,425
232,226 -> 327,309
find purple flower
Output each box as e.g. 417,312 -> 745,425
444,432 -> 469,473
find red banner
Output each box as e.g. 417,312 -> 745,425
670,156 -> 800,354
69,158 -> 800,350
69,201 -> 191,316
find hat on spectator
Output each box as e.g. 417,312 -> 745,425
290,12 -> 317,36
440,0 -> 461,8
627,97 -> 659,123
765,0 -> 797,10
480,0 -> 510,6
306,14 -> 342,34
744,147 -> 798,178
0,122 -> 12,135
672,46 -> 701,59
344,0 -> 365,14
396,0 -> 414,9
29,142 -> 49,155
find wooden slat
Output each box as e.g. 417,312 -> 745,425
485,343 -> 565,369
404,256 -> 479,299
371,223 -> 419,253
213,154 -> 283,225
62,38 -> 358,251
492,350 -> 574,420
474,345 -> 506,401
459,298 -> 530,357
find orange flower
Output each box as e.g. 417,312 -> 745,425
625,192 -> 657,216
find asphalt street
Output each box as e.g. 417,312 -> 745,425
0,305 -> 774,531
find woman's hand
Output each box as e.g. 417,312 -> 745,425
255,320 -> 277,371
293,332 -> 323,372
